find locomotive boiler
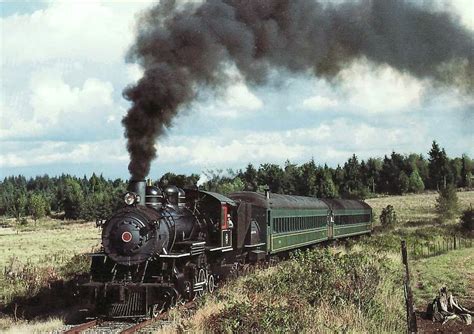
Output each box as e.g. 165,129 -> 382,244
85,179 -> 372,318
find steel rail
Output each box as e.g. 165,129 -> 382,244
63,319 -> 98,334
120,301 -> 196,334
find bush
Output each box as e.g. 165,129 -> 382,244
460,206 -> 474,231
380,205 -> 397,228
436,184 -> 459,221
201,248 -> 404,333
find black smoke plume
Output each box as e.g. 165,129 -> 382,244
123,0 -> 473,179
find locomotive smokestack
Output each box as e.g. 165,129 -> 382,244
123,0 -> 473,178
128,179 -> 146,207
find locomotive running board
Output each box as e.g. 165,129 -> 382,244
244,243 -> 266,248
207,246 -> 233,252
159,253 -> 190,258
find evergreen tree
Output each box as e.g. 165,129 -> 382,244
64,178 -> 84,219
241,164 -> 258,191
408,170 -> 425,193
461,154 -> 472,188
281,160 -> 300,194
428,141 -> 451,190
316,169 -> 338,198
298,160 -> 318,196
29,193 -> 48,223
12,192 -> 27,221
436,184 -> 459,221
398,171 -> 410,194
257,164 -> 285,194
460,206 -> 474,231
365,158 -> 382,193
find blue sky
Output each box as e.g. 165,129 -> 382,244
1,0 -> 473,181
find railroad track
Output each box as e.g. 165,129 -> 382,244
63,301 -> 195,334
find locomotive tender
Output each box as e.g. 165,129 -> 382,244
86,179 -> 372,318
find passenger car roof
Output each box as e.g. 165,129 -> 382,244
228,191 -> 329,210
320,198 -> 371,211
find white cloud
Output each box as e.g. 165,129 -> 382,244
0,139 -> 128,168
1,68 -> 117,140
196,82 -> 263,119
126,63 -> 144,83
440,0 -> 474,30
338,60 -> 424,114
302,95 -> 338,110
1,1 -> 150,66
224,83 -> 263,111
151,117 -> 429,171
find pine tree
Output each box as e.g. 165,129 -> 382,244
436,184 -> 458,221
408,170 -> 425,193
29,193 -> 48,224
398,171 -> 410,194
428,141 -> 451,190
461,154 -> 472,188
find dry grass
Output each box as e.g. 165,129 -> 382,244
0,220 -> 100,270
366,190 -> 474,224
0,316 -> 63,334
0,219 -> 99,308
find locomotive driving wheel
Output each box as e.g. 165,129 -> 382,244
149,303 -> 164,318
207,274 -> 215,294
194,268 -> 207,297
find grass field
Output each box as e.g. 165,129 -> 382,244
0,220 -> 100,270
0,190 -> 473,332
0,219 -> 100,306
366,190 -> 474,224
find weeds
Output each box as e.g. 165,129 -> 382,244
193,248 -> 405,333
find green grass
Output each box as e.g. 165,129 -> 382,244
412,247 -> 474,305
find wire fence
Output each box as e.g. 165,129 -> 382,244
409,236 -> 473,260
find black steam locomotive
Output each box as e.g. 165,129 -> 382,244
85,179 -> 372,318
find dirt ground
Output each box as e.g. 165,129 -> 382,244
415,305 -> 474,333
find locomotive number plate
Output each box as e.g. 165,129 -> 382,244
221,230 -> 232,247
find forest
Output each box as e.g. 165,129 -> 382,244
1,141 -> 472,222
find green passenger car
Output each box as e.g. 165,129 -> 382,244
229,192 -> 372,255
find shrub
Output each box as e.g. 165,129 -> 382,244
436,184 -> 458,221
200,249 -> 404,333
460,206 -> 474,231
380,205 -> 397,228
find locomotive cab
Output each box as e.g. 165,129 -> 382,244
185,189 -> 236,249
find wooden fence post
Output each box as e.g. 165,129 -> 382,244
402,240 -> 417,333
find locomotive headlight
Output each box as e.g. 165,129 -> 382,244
124,192 -> 138,205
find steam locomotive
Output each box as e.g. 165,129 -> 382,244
85,179 -> 372,318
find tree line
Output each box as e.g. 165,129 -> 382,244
0,174 -> 127,222
0,141 -> 472,222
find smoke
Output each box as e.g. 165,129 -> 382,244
123,0 -> 473,179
